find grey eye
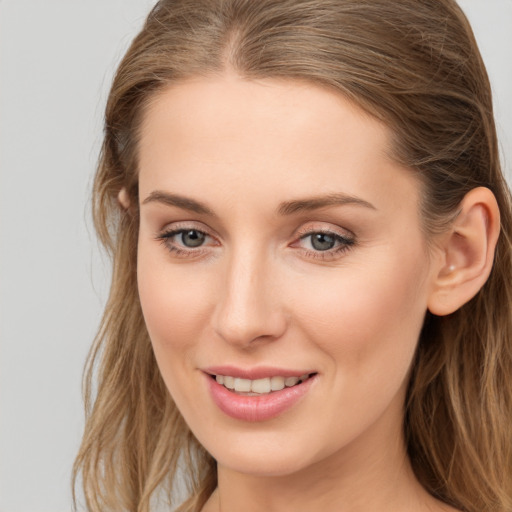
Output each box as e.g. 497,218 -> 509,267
180,230 -> 206,248
310,233 -> 336,251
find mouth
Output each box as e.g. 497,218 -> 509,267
205,369 -> 318,421
210,373 -> 317,396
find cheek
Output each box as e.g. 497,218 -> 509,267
293,246 -> 429,381
285,251 -> 429,451
136,247 -> 218,419
137,245 -> 215,359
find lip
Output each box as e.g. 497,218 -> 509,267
203,370 -> 317,422
203,365 -> 315,380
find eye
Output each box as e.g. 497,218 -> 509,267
300,231 -> 353,251
293,228 -> 356,260
178,229 -> 206,248
155,226 -> 217,257
308,232 -> 338,251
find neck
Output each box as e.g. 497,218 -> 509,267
204,404 -> 451,512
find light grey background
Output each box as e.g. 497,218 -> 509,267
0,1 -> 511,511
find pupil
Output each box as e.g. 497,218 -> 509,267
311,233 -> 335,251
182,230 -> 205,247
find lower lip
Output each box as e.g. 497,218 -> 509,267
205,374 -> 316,422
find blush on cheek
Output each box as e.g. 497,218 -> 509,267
140,287 -> 203,350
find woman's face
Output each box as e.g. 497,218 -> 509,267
137,74 -> 437,476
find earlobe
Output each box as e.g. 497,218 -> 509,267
118,187 -> 131,210
427,187 -> 500,316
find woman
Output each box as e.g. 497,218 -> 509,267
73,1 -> 512,511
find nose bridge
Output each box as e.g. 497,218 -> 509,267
213,242 -> 286,347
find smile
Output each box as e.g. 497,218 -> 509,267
214,374 -> 312,395
205,371 -> 318,422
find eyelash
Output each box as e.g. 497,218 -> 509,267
155,228 -> 214,258
155,226 -> 356,261
294,228 -> 355,261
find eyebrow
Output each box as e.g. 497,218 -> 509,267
142,190 -> 215,216
277,193 -> 376,215
142,190 -> 376,217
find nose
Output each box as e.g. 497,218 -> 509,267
212,249 -> 287,348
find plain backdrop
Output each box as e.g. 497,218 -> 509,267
0,1 -> 511,511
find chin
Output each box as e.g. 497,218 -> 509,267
218,450 -> 316,477
195,427 -> 324,477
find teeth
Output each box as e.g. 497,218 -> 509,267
215,373 -> 311,394
270,376 -> 285,391
224,375 -> 235,389
251,378 -> 271,394
234,378 -> 252,392
285,376 -> 299,387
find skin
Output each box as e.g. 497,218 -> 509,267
136,73 -> 461,512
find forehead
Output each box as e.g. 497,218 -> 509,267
137,74 -> 420,218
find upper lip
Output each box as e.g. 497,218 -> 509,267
202,365 -> 316,380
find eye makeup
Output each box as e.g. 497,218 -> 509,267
154,222 -> 356,263
155,226 -> 216,258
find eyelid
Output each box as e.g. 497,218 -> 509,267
294,222 -> 355,241
156,220 -> 218,240
154,221 -> 220,258
158,219 -> 211,231
159,227 -> 212,243
290,223 -> 357,261
154,221 -> 356,261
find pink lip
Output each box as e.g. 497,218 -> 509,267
203,365 -> 314,380
204,371 -> 317,422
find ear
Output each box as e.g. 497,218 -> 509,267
117,187 -> 131,210
427,187 -> 500,316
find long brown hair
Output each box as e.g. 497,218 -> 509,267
73,1 -> 512,511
